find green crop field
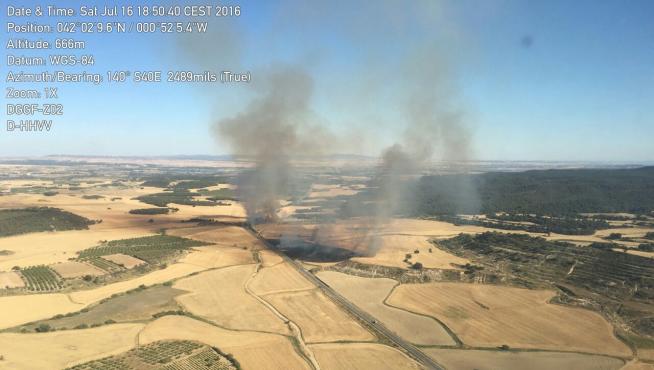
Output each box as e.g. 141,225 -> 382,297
0,207 -> 95,237
77,235 -> 209,264
20,265 -> 62,291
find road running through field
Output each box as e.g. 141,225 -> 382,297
246,226 -> 445,370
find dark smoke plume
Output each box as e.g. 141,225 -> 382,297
197,1 -> 478,257
213,66 -> 328,222
361,45 -> 477,255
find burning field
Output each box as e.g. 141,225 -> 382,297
0,1 -> 652,369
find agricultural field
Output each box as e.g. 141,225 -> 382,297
65,340 -> 239,370
0,271 -> 25,289
0,228 -> 154,271
622,362 -> 654,370
266,288 -> 375,343
178,246 -> 254,269
101,254 -> 147,269
0,323 -> 143,369
259,250 -> 284,267
83,256 -> 126,272
139,315 -> 311,370
308,184 -> 359,198
69,261 -> 206,305
173,265 -> 289,334
388,282 -> 631,356
167,226 -> 262,249
423,348 -> 625,370
50,261 -> 107,279
77,235 -> 209,264
317,271 -> 455,345
0,258 -> 206,330
256,218 -> 489,264
352,234 -> 470,269
0,293 -> 84,330
14,285 -> 185,333
160,347 -> 237,370
309,343 -> 421,370
1,162 -> 652,369
20,265 -> 63,291
249,262 -> 315,295
434,232 -> 654,354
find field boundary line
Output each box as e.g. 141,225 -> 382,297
417,344 -> 632,361
244,256 -> 321,370
382,282 -> 463,347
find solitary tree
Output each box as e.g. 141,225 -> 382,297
412,262 -> 423,270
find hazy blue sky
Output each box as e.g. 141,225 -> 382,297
1,0 -> 653,161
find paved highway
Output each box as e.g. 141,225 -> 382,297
247,226 -> 445,370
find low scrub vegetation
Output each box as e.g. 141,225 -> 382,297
140,175 -> 229,190
0,207 -> 95,237
129,207 -> 171,215
197,188 -> 237,201
136,191 -> 217,207
431,214 -> 611,235
411,166 -> 654,215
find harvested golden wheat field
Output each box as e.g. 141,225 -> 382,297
266,288 -> 374,343
317,271 -> 455,345
352,234 -> 469,269
178,246 -> 254,268
424,348 -> 625,370
0,324 -> 143,369
50,261 -> 107,278
100,253 -> 146,268
249,262 -> 315,295
0,271 -> 25,289
0,228 -> 151,270
174,265 -> 289,334
69,261 -> 206,305
388,282 -> 631,356
167,225 -> 263,249
309,342 -> 421,370
139,315 -> 310,370
0,293 -> 83,329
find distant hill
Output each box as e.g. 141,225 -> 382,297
413,166 -> 654,215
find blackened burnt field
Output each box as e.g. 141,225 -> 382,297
265,236 -> 362,262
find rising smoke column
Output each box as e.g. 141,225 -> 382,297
362,45 -> 476,255
201,1 -> 478,256
213,66 -> 327,222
